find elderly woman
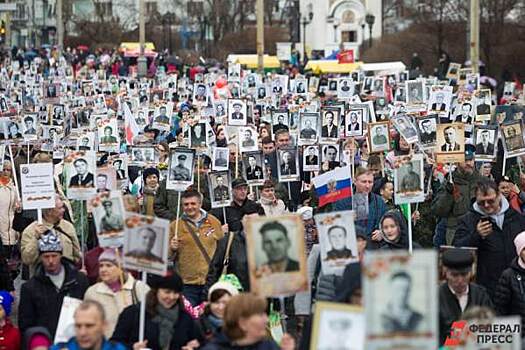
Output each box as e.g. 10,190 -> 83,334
84,249 -> 149,338
202,293 -> 294,350
112,272 -> 202,350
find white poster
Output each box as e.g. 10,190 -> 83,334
54,297 -> 82,343
276,42 -> 292,61
20,163 -> 56,210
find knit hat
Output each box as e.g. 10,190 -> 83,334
98,248 -> 120,265
29,334 -> 52,349
514,231 -> 525,257
0,291 -> 13,316
208,281 -> 239,300
38,230 -> 63,254
149,272 -> 183,292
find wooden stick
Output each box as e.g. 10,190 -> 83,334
139,272 -> 147,342
197,154 -> 201,193
115,248 -> 127,305
407,203 -> 413,254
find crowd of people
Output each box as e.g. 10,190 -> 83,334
0,43 -> 521,350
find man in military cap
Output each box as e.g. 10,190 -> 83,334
438,248 -> 493,345
171,154 -> 191,181
100,200 -> 124,233
231,102 -> 244,120
213,175 -> 229,202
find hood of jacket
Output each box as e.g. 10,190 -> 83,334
472,196 -> 510,230
379,210 -> 409,249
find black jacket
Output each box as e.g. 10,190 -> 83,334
438,282 -> 493,345
204,231 -> 249,298
494,258 -> 525,331
18,258 -> 89,338
210,199 -> 260,232
111,303 -> 202,350
201,332 -> 279,350
453,207 -> 525,296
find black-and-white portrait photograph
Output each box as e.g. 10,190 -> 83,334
372,77 -> 385,96
192,83 -> 209,105
130,146 -> 156,165
244,73 -> 258,89
303,145 -> 320,172
452,102 -> 474,124
417,116 -> 438,147
77,132 -> 94,151
474,126 -> 497,160
501,121 -> 525,157
395,86 -> 406,103
123,214 -> 169,276
271,75 -> 288,95
228,63 -> 241,82
227,99 -> 247,126
111,156 -> 128,181
151,103 -> 173,131
212,147 -> 229,171
345,108 -> 364,137
190,122 -> 207,148
243,151 -> 265,184
208,171 -> 232,208
298,113 -> 319,144
475,89 -> 492,120
337,78 -> 354,99
405,80 -> 425,105
95,167 -> 117,193
427,87 -> 452,113
327,79 -> 338,93
93,94 -> 107,113
238,127 -> 259,153
20,114 -> 38,140
321,144 -> 340,167
167,147 -> 195,190
311,302 -> 365,350
92,191 -> 125,248
272,111 -> 289,134
394,154 -> 425,204
98,119 -> 120,153
369,122 -> 390,153
315,211 -> 358,275
364,250 -> 438,349
65,151 -> 97,200
392,115 -> 419,144
213,101 -> 227,120
256,84 -> 267,100
293,78 -> 307,95
277,147 -> 299,182
320,109 -> 339,141
245,214 -> 307,297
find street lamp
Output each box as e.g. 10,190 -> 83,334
365,13 -> 375,48
300,6 -> 313,64
333,18 -> 340,44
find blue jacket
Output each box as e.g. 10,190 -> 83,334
332,193 -> 387,236
51,338 -> 126,350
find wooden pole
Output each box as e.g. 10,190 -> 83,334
256,0 -> 265,73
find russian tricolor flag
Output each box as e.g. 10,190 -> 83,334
312,165 -> 353,207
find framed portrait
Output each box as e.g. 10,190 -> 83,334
501,120 -> 525,158
298,113 -> 319,145
238,126 -> 259,153
337,78 -> 354,99
345,108 -> 364,137
459,68 -> 473,82
228,63 -> 241,82
95,166 -> 117,193
363,77 -> 373,92
308,76 -> 319,93
272,111 -> 289,134
227,99 -> 247,126
110,155 -> 128,182
91,191 -> 125,248
427,86 -> 452,114
192,83 -> 209,106
435,123 -> 465,163
93,94 -> 107,113
321,144 -> 340,165
212,147 -> 229,171
213,101 -> 227,121
319,108 -> 340,143
446,63 -> 461,80
327,78 -> 338,94
244,73 -> 259,90
310,302 -> 365,350
416,115 -> 438,148
392,115 -> 419,144
208,171 -> 232,208
277,147 -> 300,182
256,84 -> 268,100
474,125 -> 498,161
166,147 -> 195,191
135,107 -> 149,128
97,118 -> 120,153
303,145 -> 320,172
20,113 -> 38,140
245,214 -> 307,297
405,80 -> 425,106
271,75 -> 288,96
451,101 -> 474,125
368,122 -> 390,154
64,151 -> 97,200
151,102 -> 173,131
242,151 -> 265,185
474,89 -> 492,122
129,146 -> 156,166
190,122 -> 207,149
315,211 -> 359,275
394,154 -> 425,204
363,250 -> 438,349
123,213 -> 169,276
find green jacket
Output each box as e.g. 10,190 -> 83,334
154,177 -> 211,221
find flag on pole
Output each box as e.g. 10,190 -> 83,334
312,165 -> 353,207
123,102 -> 140,145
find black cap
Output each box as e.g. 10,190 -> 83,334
178,154 -> 187,160
232,177 -> 248,188
442,248 -> 474,273
149,272 -> 183,292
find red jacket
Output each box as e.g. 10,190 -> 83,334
0,319 -> 21,350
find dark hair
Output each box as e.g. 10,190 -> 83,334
260,221 -> 288,238
181,189 -> 203,201
24,116 -> 33,123
73,158 -> 88,166
390,271 -> 412,283
146,288 -> 183,317
327,225 -> 347,237
210,289 -> 230,303
475,178 -> 499,195
323,145 -> 337,155
261,180 -> 274,190
261,136 -> 274,145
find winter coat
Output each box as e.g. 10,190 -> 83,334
432,169 -> 483,244
111,303 -> 202,350
201,332 -> 279,350
0,181 -> 19,247
204,231 -> 249,297
84,275 -> 150,338
18,259 -> 89,338
0,319 -> 21,350
494,258 -> 525,331
210,199 -> 261,232
50,338 -> 127,350
332,192 -> 386,236
368,211 -> 422,250
453,206 -> 525,297
438,282 -> 493,345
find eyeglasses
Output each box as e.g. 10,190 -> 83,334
477,198 -> 497,206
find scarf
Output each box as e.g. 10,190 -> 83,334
153,304 -> 180,349
207,313 -> 223,331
